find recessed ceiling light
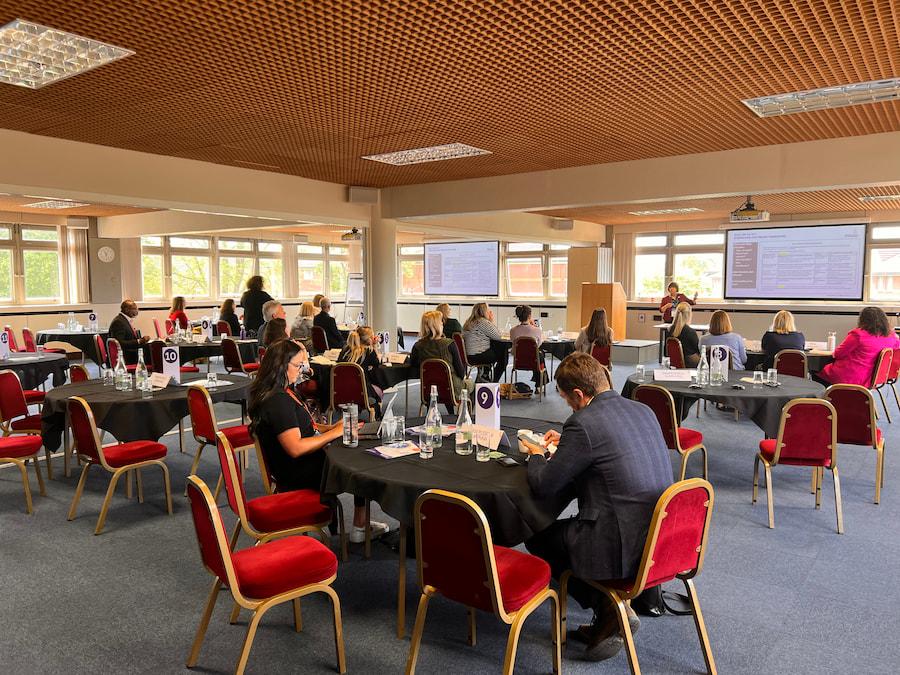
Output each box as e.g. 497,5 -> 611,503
23,199 -> 89,209
362,143 -> 491,166
628,207 -> 705,216
0,19 -> 133,90
742,78 -> 900,117
858,194 -> 900,203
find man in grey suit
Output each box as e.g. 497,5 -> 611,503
522,352 -> 672,661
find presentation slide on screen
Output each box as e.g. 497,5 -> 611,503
424,241 -> 499,296
725,223 -> 866,300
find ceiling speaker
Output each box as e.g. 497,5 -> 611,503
550,218 -> 574,230
347,186 -> 379,204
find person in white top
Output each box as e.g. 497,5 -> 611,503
509,305 -> 545,383
463,302 -> 508,382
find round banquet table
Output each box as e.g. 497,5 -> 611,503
40,373 -> 251,452
310,361 -> 414,410
621,370 -> 824,439
1,352 -> 69,390
37,329 -> 107,365
540,338 -> 576,361
163,338 -> 258,366
744,350 -> 834,373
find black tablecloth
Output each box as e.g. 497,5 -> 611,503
2,353 -> 69,389
540,339 -> 576,361
164,339 -> 258,365
745,350 -> 834,373
621,370 -> 824,438
323,416 -> 568,546
311,361 -> 414,409
37,330 -> 107,365
40,374 -> 251,451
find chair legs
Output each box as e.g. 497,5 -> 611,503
405,591 -> 433,675
833,467 -> 844,535
751,455 -> 774,528
875,386 -> 892,423
875,441 -> 885,504
679,445 -> 708,481
186,578 -> 221,668
609,592 -> 641,675
683,578 -> 717,675
4,458 -> 33,513
755,457 -> 843,534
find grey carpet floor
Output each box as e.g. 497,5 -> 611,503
2,359 -> 899,674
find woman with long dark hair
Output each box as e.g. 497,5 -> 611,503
575,308 -> 614,353
816,307 -> 899,385
218,298 -> 241,336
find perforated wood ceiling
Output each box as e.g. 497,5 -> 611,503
0,1 -> 898,187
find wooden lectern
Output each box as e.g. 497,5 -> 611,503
580,282 -> 626,341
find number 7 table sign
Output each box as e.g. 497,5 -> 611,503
475,383 -> 500,430
162,345 -> 181,383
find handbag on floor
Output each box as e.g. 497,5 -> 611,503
632,586 -> 693,617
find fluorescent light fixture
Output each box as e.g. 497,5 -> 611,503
0,19 -> 133,89
362,143 -> 490,166
23,199 -> 89,209
628,207 -> 705,216
858,194 -> 900,203
742,78 -> 900,117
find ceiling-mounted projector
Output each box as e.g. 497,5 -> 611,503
730,196 -> 770,223
341,227 -> 362,241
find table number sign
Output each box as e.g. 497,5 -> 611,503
201,317 -> 214,341
0,331 -> 8,360
162,345 -> 181,383
475,383 -> 500,429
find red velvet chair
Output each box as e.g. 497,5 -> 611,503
164,318 -> 175,335
590,341 -> 611,367
753,398 -> 842,533
869,347 -> 894,423
404,489 -> 561,675
8,335 -> 50,406
887,347 -> 900,413
184,475 -> 346,675
311,325 -> 329,353
666,337 -> 685,369
153,318 -> 164,339
419,358 -> 459,415
149,339 -> 201,374
216,320 -> 232,337
69,364 -> 90,382
0,370 -> 48,476
511,336 -> 547,401
106,337 -> 137,372
453,331 -> 477,380
222,338 -> 259,376
633,384 -> 708,479
774,349 -> 808,379
328,362 -> 375,421
66,396 -> 172,534
825,384 -> 886,504
94,333 -> 109,368
4,325 -> 22,352
186,385 -> 253,497
0,435 -> 46,513
560,479 -> 716,675
21,327 -> 65,355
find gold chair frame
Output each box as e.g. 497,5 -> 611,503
0,440 -> 46,513
825,383 -> 886,504
773,348 -> 808,379
222,337 -> 258,378
510,336 -> 547,402
0,369 -> 52,479
418,358 -> 461,415
327,361 -> 376,422
633,383 -> 708,480
870,348 -> 894,423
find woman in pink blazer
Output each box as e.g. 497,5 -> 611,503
817,307 -> 899,386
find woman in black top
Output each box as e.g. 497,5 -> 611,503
337,326 -> 382,416
760,310 -> 805,369
239,275 -> 274,334
667,301 -> 700,366
249,339 -> 387,541
218,298 -> 242,336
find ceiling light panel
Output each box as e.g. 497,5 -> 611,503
858,195 -> 900,203
23,199 -> 90,209
0,18 -> 133,89
362,143 -> 490,166
627,207 -> 705,216
742,78 -> 900,118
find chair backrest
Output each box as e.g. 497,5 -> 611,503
4,326 -> 19,352
188,385 -> 218,445
69,364 -> 90,382
149,339 -> 165,373
511,336 -> 540,371
216,320 -> 232,337
258,347 -> 267,361
590,342 -> 611,367
312,325 -> 329,352
633,384 -> 680,451
420,358 -> 457,408
94,334 -> 108,368
330,362 -> 370,411
599,364 -> 613,390
825,384 -> 880,448
107,337 -> 124,366
415,489 -> 506,616
186,475 -> 238,589
67,396 -> 105,466
221,338 -> 245,374
774,349 -> 808,378
666,338 -> 685,369
770,398 -> 837,466
214,432 -> 249,520
452,332 -> 469,369
164,318 -> 175,335
253,434 -> 277,495
870,348 -> 894,388
629,479 -> 714,595
0,370 -> 29,423
21,327 -> 37,352
153,318 -> 164,339
397,327 -> 405,350
889,348 -> 900,382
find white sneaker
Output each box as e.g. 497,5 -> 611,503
349,520 -> 389,543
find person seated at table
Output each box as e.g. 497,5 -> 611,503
659,281 -> 697,323
290,301 -> 316,350
249,339 -> 388,544
814,307 -> 900,386
667,302 -> 700,367
760,310 -> 805,370
257,300 -> 286,347
436,302 -> 463,337
312,293 -> 325,315
409,311 -> 470,400
510,304 -> 545,384
700,309 -> 746,369
463,302 -> 508,382
218,298 -> 242,336
108,299 -> 150,364
168,296 -> 189,331
338,326 -> 383,415
520,352 -> 672,662
575,308 -> 614,353
314,297 -> 346,349
261,318 -> 289,348
240,275 -> 274,335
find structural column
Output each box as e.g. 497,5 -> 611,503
368,203 -> 399,333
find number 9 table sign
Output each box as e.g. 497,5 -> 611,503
475,383 -> 500,429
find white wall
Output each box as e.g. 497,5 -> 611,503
397,300 -> 567,335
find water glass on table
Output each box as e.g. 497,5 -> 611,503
661,356 -> 671,370
635,364 -> 646,382
475,430 -> 490,462
766,368 -> 778,386
207,372 -> 218,390
418,430 -> 433,459
390,416 -> 405,444
752,370 -> 764,388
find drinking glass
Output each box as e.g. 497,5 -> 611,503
36,344 -> 44,356
207,372 -> 218,389
662,356 -> 671,370
391,416 -> 405,444
635,364 -> 645,382
141,379 -> 152,399
766,368 -> 778,386
690,374 -> 699,387
752,370 -> 764,388
100,365 -> 110,385
475,431 -> 490,462
123,374 -> 134,392
418,430 -> 433,459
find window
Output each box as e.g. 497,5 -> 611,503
507,242 -> 544,252
298,260 -> 324,294
506,257 -> 543,297
673,252 -> 723,298
400,259 -> 424,295
0,224 -> 82,305
674,233 -> 725,246
870,225 -> 900,301
170,236 -> 209,249
219,256 -> 255,296
631,231 -> 724,300
259,258 -> 283,297
872,226 -> 900,240
634,254 -> 666,299
549,257 -> 568,296
141,252 -> 164,299
171,254 -> 210,297
636,235 -> 667,248
218,239 -> 253,251
20,226 -> 61,301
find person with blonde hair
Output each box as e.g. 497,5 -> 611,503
168,295 -> 189,330
290,301 -> 317,349
312,293 -> 325,314
760,310 -> 805,370
700,309 -> 746,369
463,302 -> 508,382
409,311 -> 469,399
338,326 -> 383,414
666,302 -> 700,366
436,302 -> 463,337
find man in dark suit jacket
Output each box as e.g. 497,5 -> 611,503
313,297 -> 346,349
108,299 -> 150,365
521,352 -> 672,661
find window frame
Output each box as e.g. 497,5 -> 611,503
0,223 -> 76,305
868,223 -> 900,302
631,230 -> 725,302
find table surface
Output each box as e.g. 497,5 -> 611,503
37,328 -> 107,336
2,352 -> 68,364
654,323 -> 710,330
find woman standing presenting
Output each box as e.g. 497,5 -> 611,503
659,282 -> 697,323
